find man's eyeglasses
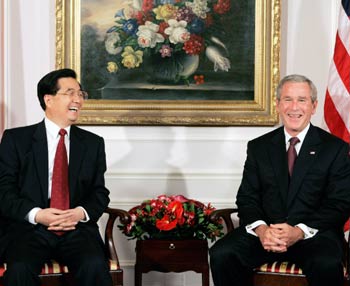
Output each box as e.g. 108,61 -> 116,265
56,89 -> 88,100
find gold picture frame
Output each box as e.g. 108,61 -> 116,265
55,0 -> 280,126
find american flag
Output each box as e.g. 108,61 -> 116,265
324,0 -> 350,231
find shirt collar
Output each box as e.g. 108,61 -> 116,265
44,117 -> 71,138
284,123 -> 310,147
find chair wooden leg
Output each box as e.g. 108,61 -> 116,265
110,270 -> 123,286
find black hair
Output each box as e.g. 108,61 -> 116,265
37,68 -> 77,111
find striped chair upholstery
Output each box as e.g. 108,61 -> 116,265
0,259 -> 119,277
256,261 -> 304,276
210,208 -> 349,286
0,207 -> 130,286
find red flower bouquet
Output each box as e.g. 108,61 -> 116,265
119,194 -> 223,241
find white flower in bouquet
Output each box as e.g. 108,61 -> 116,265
137,21 -> 165,48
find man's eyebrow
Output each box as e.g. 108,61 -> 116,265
65,88 -> 81,91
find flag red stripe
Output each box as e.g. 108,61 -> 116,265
324,90 -> 350,142
333,33 -> 350,93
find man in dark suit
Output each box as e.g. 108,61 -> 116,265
0,69 -> 112,286
209,74 -> 350,286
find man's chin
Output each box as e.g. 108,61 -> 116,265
68,116 -> 79,123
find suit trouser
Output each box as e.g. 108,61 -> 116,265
209,226 -> 344,286
2,224 -> 112,286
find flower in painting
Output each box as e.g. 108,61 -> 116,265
185,0 -> 210,19
164,19 -> 190,44
188,18 -> 205,34
106,61 -> 119,73
183,34 -> 204,55
142,0 -> 154,12
105,32 -> 123,55
158,22 -> 170,37
130,0 -> 143,11
122,19 -> 138,35
213,0 -> 231,14
121,46 -> 143,68
159,45 -> 173,57
176,6 -> 195,23
118,194 -> 224,241
136,21 -> 165,48
153,4 -> 178,21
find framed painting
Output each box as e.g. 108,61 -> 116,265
55,0 -> 280,125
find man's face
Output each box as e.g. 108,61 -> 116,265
44,77 -> 84,128
276,81 -> 318,136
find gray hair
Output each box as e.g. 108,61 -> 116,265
276,74 -> 318,103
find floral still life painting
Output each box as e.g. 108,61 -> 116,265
80,0 -> 255,100
118,195 -> 224,241
105,0 -> 231,85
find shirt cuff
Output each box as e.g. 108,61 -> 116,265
295,223 -> 318,239
245,220 -> 267,236
26,207 -> 42,225
77,206 -> 90,222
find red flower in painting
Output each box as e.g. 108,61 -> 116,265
183,34 -> 205,55
213,0 -> 231,14
118,194 -> 224,241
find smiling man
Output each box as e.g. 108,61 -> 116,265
0,69 -> 112,286
209,74 -> 350,286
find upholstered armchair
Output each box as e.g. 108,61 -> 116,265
0,207 -> 131,286
210,208 -> 349,286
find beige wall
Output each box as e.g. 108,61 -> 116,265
0,0 -> 341,285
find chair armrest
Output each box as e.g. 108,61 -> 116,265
210,208 -> 238,233
104,207 -> 131,263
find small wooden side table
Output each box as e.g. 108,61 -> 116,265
134,239 -> 209,286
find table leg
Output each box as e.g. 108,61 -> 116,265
202,268 -> 210,286
134,265 -> 142,286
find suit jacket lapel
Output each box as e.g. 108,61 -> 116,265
287,125 -> 321,208
68,125 -> 86,202
269,128 -> 289,204
32,121 -> 49,204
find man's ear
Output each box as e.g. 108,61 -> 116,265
275,98 -> 280,114
44,94 -> 52,108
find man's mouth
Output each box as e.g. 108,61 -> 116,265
69,107 -> 79,112
288,113 -> 301,118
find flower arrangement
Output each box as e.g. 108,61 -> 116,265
105,0 -> 231,83
119,194 -> 224,241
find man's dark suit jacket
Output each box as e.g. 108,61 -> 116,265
0,120 -> 110,258
237,124 -> 350,236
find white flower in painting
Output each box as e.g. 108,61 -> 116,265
136,21 -> 165,48
164,19 -> 190,44
123,0 -> 142,11
185,0 -> 210,19
105,32 -> 123,55
205,46 -> 231,72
